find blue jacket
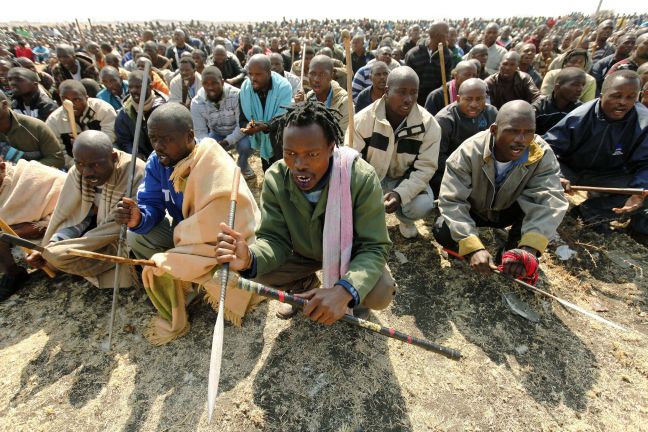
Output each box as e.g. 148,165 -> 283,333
130,152 -> 184,235
544,100 -> 648,188
97,81 -> 129,110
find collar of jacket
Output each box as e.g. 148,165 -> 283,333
283,163 -> 330,221
483,131 -> 545,166
373,97 -> 426,138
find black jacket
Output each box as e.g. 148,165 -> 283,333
532,94 -> 582,136
405,43 -> 454,106
11,90 -> 58,122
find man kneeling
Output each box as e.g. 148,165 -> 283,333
217,100 -> 395,323
434,100 -> 568,283
114,103 -> 260,344
27,130 -> 145,287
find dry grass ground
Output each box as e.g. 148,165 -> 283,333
1,154 -> 647,431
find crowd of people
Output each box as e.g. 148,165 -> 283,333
0,12 -> 647,344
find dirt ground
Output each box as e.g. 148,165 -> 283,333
1,154 -> 647,432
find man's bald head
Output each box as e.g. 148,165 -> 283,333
148,102 -> 194,133
555,67 -> 587,86
72,130 -> 118,185
8,67 -> 38,83
387,66 -> 419,88
453,60 -> 478,87
73,130 -> 114,157
458,78 -> 487,95
495,100 -> 535,125
99,65 -> 120,81
202,65 -> 223,81
246,54 -> 271,72
309,55 -> 334,73
502,51 -> 520,65
56,44 -> 75,56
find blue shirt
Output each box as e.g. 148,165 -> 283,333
96,81 -> 129,110
130,152 -> 184,235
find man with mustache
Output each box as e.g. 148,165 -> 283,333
26,130 -> 145,288
347,66 -> 440,239
545,71 -> 648,241
434,100 -> 567,280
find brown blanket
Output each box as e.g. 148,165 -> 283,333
42,150 -> 145,287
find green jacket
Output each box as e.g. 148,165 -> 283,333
0,110 -> 65,168
251,156 -> 391,301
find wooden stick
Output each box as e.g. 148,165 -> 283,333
438,42 -> 449,107
68,248 -> 155,267
62,100 -> 78,139
299,41 -> 307,91
75,18 -> 86,48
290,42 -> 295,69
0,218 -> 56,278
571,186 -> 647,196
576,27 -> 591,49
207,166 -> 242,422
342,30 -> 354,147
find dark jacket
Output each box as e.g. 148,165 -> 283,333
431,102 -> 498,194
405,43 -> 454,105
484,71 -> 542,109
11,90 -> 58,122
114,91 -> 168,159
348,51 -> 375,74
532,94 -> 582,136
215,54 -> 245,84
51,57 -> 99,89
165,44 -> 193,70
424,83 -> 451,116
355,85 -> 377,113
544,100 -> 648,188
591,54 -> 623,96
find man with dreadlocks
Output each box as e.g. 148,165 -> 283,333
216,100 -> 396,323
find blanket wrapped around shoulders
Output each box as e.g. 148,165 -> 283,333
0,159 -> 66,229
42,150 -> 145,287
142,138 -> 261,345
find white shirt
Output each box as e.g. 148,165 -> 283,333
485,43 -> 508,75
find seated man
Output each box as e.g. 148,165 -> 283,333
290,46 -> 315,93
51,44 -> 99,89
97,66 -> 129,110
216,100 -> 395,322
347,67 -> 440,238
484,52 -> 541,109
355,61 -> 389,113
212,45 -> 246,88
168,57 -> 202,108
191,67 -> 254,178
46,80 -> 117,163
269,52 -> 301,97
434,100 -> 568,279
296,55 -> 351,132
0,158 -> 66,301
114,103 -> 260,344
0,90 -> 65,168
431,78 -> 498,196
541,48 -> 596,103
7,67 -> 57,122
143,41 -> 172,70
239,55 -> 292,170
351,47 -> 398,101
532,67 -> 585,135
26,130 -> 145,288
115,70 -> 167,160
545,71 -> 648,239
466,44 -> 490,80
135,57 -> 170,96
424,60 -> 478,116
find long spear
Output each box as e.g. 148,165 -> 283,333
235,275 -> 462,360
207,166 -> 242,422
106,61 -> 151,350
441,247 -> 626,331
438,42 -> 449,107
342,29 -> 355,147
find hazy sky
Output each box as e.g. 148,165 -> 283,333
1,0 -> 643,23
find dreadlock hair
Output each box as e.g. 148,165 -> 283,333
272,100 -> 344,148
